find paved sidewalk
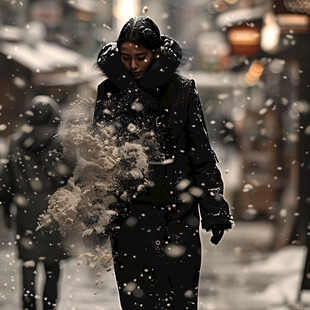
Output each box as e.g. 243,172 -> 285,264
0,220 -> 307,310
0,230 -> 121,310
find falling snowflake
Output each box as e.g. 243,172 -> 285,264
0,124 -> 7,131
243,184 -> 254,192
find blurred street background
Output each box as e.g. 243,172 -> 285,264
1,0 -> 310,309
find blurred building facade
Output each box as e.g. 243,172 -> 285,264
198,0 -> 310,248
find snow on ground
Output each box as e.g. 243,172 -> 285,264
253,273 -> 302,305
248,245 -> 310,306
248,245 -> 306,276
2,218 -> 310,309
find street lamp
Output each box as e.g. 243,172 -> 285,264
113,0 -> 140,32
260,12 -> 281,53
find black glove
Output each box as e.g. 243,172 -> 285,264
210,226 -> 224,245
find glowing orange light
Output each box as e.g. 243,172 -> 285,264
244,60 -> 265,86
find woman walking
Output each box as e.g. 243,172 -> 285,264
94,16 -> 234,310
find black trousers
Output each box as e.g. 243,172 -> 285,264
22,260 -> 61,310
111,203 -> 202,310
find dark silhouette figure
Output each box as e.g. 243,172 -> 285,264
94,17 -> 234,309
0,96 -> 74,310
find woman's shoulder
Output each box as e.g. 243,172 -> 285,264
167,73 -> 196,95
170,73 -> 195,89
97,78 -> 120,95
97,78 -> 113,90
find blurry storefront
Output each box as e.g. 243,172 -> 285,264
277,0 -> 310,246
28,0 -> 100,56
0,22 -> 100,138
201,0 -> 310,247
1,0 -> 109,56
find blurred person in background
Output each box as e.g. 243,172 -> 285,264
0,96 -> 74,310
94,16 -> 234,310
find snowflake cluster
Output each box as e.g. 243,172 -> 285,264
37,100 -> 155,270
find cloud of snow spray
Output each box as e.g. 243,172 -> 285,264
37,97 -> 156,274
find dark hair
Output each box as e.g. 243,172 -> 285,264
117,16 -> 162,52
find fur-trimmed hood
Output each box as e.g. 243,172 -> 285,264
97,36 -> 182,90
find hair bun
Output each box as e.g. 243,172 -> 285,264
117,16 -> 161,52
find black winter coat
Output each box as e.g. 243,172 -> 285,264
0,125 -> 74,262
95,37 -> 233,232
94,36 -> 234,309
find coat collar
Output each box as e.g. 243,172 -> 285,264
97,36 -> 182,90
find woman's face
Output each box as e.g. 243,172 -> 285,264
120,42 -> 156,79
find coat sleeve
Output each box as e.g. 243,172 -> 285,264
185,79 -> 234,231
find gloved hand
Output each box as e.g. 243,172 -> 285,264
210,226 -> 224,245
